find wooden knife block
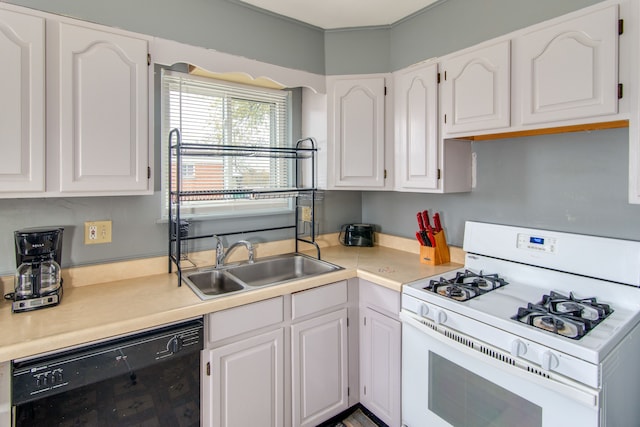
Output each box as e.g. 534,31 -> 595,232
419,230 -> 451,265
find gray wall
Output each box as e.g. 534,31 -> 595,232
325,27 -> 390,75
364,128 -> 640,246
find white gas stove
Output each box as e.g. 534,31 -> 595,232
401,221 -> 640,427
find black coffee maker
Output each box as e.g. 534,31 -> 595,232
9,227 -> 64,313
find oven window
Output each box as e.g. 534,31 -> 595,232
429,352 -> 542,427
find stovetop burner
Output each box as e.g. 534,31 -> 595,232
513,291 -> 613,339
423,270 -> 508,302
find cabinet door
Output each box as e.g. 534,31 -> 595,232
53,21 -> 149,194
292,308 -> 348,427
329,76 -> 386,189
394,62 -> 439,191
360,307 -> 401,427
205,328 -> 284,427
0,8 -> 45,194
441,40 -> 510,136
515,4 -> 618,125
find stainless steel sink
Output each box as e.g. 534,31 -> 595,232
183,269 -> 246,299
182,253 -> 342,300
228,253 -> 342,287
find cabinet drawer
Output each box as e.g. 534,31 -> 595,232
292,281 -> 347,320
359,279 -> 400,318
208,296 -> 284,342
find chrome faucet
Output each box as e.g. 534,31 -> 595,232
212,236 -> 254,268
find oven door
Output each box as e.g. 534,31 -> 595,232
401,312 -> 601,427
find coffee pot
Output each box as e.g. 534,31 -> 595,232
9,227 -> 64,313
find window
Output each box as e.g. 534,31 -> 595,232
161,70 -> 293,218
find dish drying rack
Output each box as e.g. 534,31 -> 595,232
167,128 -> 321,285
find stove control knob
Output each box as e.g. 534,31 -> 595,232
510,340 -> 527,357
541,351 -> 559,371
419,304 -> 429,318
434,310 -> 447,325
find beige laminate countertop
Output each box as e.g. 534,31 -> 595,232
0,244 -> 462,362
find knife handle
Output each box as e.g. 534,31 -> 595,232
417,213 -> 425,231
421,210 -> 430,228
416,232 -> 427,246
433,213 -> 442,232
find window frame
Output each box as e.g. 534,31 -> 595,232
161,69 -> 294,220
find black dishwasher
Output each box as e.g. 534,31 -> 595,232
12,318 -> 203,426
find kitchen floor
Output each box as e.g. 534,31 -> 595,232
319,406 -> 387,427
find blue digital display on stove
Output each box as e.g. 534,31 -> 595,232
530,237 -> 544,245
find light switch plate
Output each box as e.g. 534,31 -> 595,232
84,220 -> 112,244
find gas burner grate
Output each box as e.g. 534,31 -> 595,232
453,270 -> 508,291
422,270 -> 508,301
513,291 -> 613,339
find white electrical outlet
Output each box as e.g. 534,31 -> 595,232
84,220 -> 112,244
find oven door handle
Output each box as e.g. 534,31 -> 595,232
400,311 -> 600,409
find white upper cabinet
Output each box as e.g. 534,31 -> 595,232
440,40 -> 511,136
513,3 -> 619,126
50,21 -> 150,195
394,61 -> 439,191
0,8 -> 45,195
0,3 -> 151,198
327,75 -> 390,190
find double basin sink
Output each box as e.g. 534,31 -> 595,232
182,253 -> 343,300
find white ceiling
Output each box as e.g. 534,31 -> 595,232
239,0 -> 440,29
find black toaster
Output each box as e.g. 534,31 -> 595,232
339,224 -> 374,247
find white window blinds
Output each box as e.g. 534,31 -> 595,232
161,70 -> 293,217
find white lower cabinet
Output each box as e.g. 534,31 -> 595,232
359,280 -> 402,427
204,281 -> 351,427
292,308 -> 349,427
204,296 -> 286,427
205,328 -> 285,427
